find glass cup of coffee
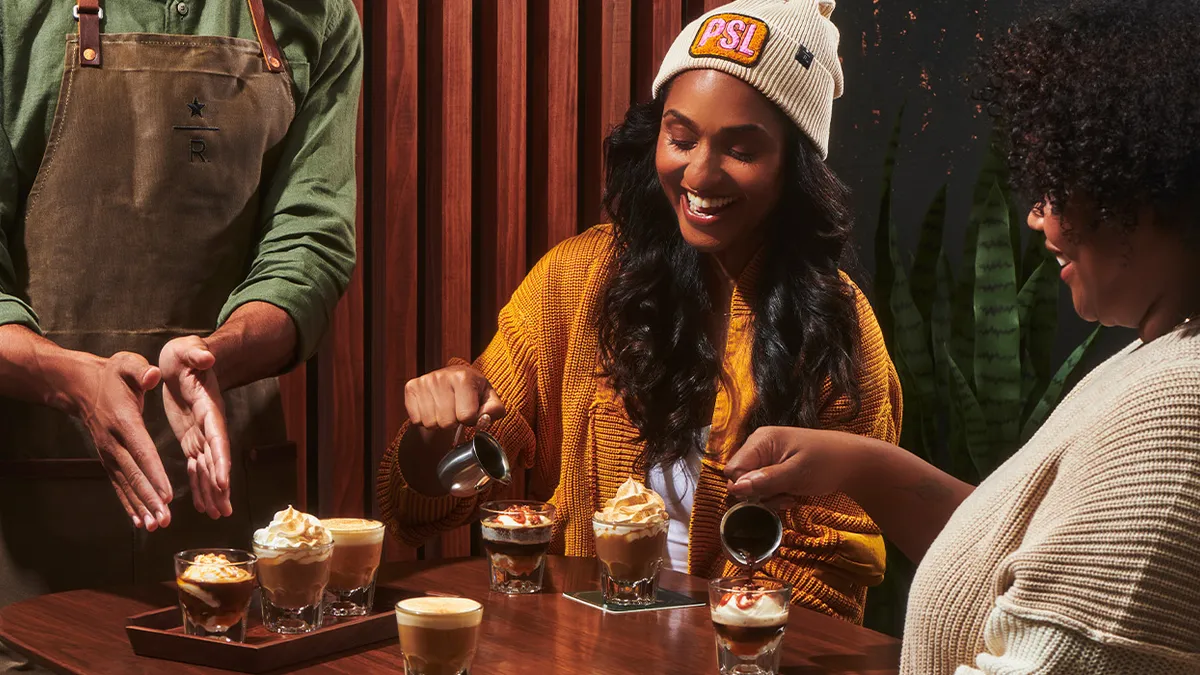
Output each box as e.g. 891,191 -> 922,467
395,596 -> 483,675
709,577 -> 792,675
174,549 -> 257,642
253,539 -> 333,633
592,514 -> 668,607
480,501 -> 555,594
322,518 -> 386,616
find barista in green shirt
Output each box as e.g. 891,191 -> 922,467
0,0 -> 362,622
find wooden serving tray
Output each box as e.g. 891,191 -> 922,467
125,587 -> 409,673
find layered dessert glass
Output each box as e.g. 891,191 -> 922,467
174,549 -> 257,641
480,501 -> 555,594
252,506 -> 333,633
591,478 -> 669,607
709,577 -> 791,675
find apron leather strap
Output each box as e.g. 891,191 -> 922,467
76,0 -> 102,67
246,0 -> 285,73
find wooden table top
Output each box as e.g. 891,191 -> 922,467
0,556 -> 900,674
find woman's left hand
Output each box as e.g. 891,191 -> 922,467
724,427 -> 858,501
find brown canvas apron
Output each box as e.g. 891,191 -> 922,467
0,0 -> 298,612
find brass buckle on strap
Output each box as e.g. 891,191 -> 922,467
72,4 -> 104,20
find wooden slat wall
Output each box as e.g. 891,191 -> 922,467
278,0 -> 714,560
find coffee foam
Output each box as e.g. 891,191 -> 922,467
395,597 -> 483,629
711,593 -> 788,628
322,518 -> 385,546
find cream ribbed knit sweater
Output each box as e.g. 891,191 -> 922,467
903,329 -> 1200,674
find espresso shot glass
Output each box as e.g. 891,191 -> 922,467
253,540 -> 333,634
322,518 -> 386,617
709,577 -> 792,675
480,501 -> 555,594
174,549 -> 257,642
592,515 -> 668,607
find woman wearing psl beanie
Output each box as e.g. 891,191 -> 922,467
379,0 -> 901,624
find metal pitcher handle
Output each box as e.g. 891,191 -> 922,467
452,412 -> 494,447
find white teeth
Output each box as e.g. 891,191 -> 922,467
1056,256 -> 1069,268
686,192 -> 736,212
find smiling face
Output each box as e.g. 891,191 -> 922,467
655,69 -> 790,274
1028,198 -> 1199,337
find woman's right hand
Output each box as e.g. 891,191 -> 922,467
403,365 -> 506,430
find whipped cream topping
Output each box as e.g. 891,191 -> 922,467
179,553 -> 253,584
484,505 -> 552,528
711,588 -> 788,627
595,478 -> 669,525
254,506 -> 333,550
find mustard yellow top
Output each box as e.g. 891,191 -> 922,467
378,225 -> 902,624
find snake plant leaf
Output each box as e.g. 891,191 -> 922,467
951,214 -> 978,383
931,252 -> 954,400
888,220 -> 935,406
1020,325 -> 1103,443
893,349 -> 933,463
875,106 -> 905,343
944,343 -> 994,477
1017,258 -> 1057,335
972,182 -> 1022,445
911,185 -> 947,324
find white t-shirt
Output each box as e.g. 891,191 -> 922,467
645,428 -> 708,573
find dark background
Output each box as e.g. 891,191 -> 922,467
828,0 -> 1134,367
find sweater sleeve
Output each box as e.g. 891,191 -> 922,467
376,251 -> 547,547
953,606 -> 1199,675
980,362 -> 1200,664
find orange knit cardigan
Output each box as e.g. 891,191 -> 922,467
378,225 -> 902,624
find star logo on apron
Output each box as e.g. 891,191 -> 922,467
187,97 -> 205,117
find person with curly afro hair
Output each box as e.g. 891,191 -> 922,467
722,1 -> 1200,672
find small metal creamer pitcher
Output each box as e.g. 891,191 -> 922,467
434,414 -> 512,498
720,500 -> 783,569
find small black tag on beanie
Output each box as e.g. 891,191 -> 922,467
795,45 -> 814,68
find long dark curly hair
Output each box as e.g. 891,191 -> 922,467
597,88 -> 862,470
981,0 -> 1200,240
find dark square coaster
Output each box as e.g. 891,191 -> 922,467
562,589 -> 706,613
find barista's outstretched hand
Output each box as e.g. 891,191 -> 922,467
74,352 -> 174,530
161,336 -> 232,520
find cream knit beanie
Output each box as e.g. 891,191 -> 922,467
652,0 -> 843,159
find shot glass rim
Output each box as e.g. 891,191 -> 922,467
708,575 -> 794,598
173,548 -> 258,567
319,517 -> 386,533
591,513 -> 669,529
394,596 -> 483,617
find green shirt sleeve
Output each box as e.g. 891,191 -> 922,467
217,0 -> 362,362
0,30 -> 39,333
